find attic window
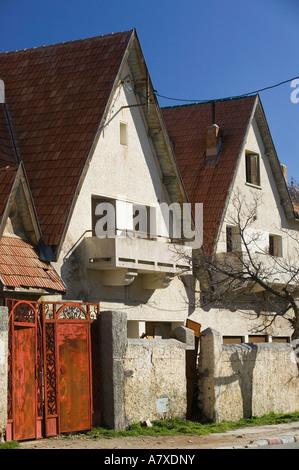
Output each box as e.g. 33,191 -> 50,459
246,152 -> 260,186
120,122 -> 127,146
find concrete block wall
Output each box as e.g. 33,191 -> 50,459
198,327 -> 299,422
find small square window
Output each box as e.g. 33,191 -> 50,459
120,122 -> 127,146
246,153 -> 260,186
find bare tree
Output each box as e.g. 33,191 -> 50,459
190,190 -> 299,340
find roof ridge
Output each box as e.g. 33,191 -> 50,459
161,94 -> 257,110
0,29 -> 134,55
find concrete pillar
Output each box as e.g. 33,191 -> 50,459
198,327 -> 222,422
100,310 -> 128,430
0,307 -> 8,441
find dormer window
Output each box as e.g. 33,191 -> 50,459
246,152 -> 260,186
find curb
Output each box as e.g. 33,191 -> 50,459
216,434 -> 299,449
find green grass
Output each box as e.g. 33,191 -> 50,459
0,440 -> 20,449
87,411 -> 299,439
1,411 -> 298,446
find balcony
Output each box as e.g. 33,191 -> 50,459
85,235 -> 192,288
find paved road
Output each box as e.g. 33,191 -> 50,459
257,441 -> 299,450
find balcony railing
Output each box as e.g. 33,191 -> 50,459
85,233 -> 192,288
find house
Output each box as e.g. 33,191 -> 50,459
0,29 -> 196,332
162,95 -> 299,344
1,28 -> 298,437
0,29 -> 198,437
0,101 -> 66,296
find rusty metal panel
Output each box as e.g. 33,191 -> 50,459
6,299 -> 100,441
57,322 -> 91,433
6,300 -> 43,441
13,325 -> 36,440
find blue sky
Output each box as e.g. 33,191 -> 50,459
1,0 -> 298,181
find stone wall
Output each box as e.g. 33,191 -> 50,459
100,311 -> 190,429
123,339 -> 187,424
0,307 -> 8,440
199,327 -> 299,422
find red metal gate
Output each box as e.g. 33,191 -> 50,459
6,299 -> 100,441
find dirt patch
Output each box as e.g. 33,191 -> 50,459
18,422 -> 299,449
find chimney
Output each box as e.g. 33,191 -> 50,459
281,164 -> 287,183
205,100 -> 222,164
206,123 -> 220,158
0,79 -> 4,103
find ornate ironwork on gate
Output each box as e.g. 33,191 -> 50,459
5,299 -> 100,441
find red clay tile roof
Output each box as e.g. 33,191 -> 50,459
0,236 -> 66,292
0,30 -> 133,246
0,166 -> 18,221
0,104 -> 18,167
293,201 -> 299,214
162,97 -> 256,255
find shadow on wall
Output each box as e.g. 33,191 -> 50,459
215,344 -> 258,419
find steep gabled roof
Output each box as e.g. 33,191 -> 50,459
162,95 -> 297,255
0,30 -> 189,255
0,165 -> 65,293
162,96 -> 256,254
0,166 -> 19,222
0,30 -> 134,246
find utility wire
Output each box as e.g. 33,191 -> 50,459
154,75 -> 299,104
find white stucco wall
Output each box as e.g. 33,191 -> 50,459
52,63 -> 190,327
217,116 -> 299,255
189,114 -> 298,339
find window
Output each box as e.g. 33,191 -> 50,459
246,152 -> 260,186
226,225 -> 241,252
92,196 -> 156,238
92,196 -> 116,237
132,204 -> 156,238
269,235 -> 274,256
223,336 -> 243,344
226,227 -> 233,252
271,337 -> 290,343
248,335 -> 267,343
120,122 -> 127,146
268,234 -> 282,257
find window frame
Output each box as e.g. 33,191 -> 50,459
119,121 -> 128,146
245,152 -> 261,187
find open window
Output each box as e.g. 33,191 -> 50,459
92,196 -> 116,237
268,234 -> 282,257
92,196 -> 156,239
246,152 -> 260,186
226,225 -> 242,252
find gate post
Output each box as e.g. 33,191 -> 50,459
0,307 -> 8,441
100,311 -> 127,430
